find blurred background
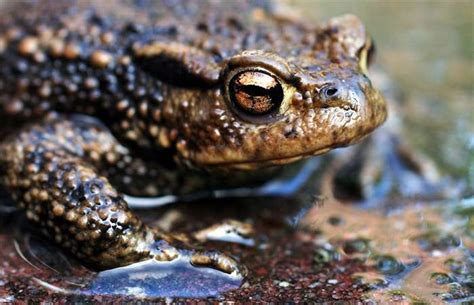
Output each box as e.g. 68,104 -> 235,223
289,0 -> 473,189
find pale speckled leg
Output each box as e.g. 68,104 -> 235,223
331,70 -> 456,204
332,128 -> 453,205
0,114 -> 242,275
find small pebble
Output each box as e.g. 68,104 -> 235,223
308,281 -> 321,288
278,281 -> 291,288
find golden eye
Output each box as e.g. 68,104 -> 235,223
229,71 -> 284,115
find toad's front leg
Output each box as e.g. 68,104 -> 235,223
0,115 -> 242,275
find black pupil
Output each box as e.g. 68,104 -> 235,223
241,85 -> 273,97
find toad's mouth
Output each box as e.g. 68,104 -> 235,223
204,125 -> 379,171
210,146 -> 334,171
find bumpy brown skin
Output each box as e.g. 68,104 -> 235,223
0,114 -> 239,272
0,0 -> 386,272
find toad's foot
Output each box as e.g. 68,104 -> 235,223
331,129 -> 457,205
146,238 -> 243,276
0,115 -> 244,276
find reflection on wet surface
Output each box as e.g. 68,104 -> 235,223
302,196 -> 473,303
85,259 -> 241,298
299,150 -> 473,303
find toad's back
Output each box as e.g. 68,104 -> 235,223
0,0 -> 275,137
0,0 -> 315,141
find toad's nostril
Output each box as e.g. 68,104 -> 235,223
324,87 -> 338,97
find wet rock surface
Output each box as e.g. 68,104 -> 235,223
0,195 -> 371,303
1,171 -> 472,302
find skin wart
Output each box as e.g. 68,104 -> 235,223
0,0 -> 386,274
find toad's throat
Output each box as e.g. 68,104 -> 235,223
206,147 -> 333,170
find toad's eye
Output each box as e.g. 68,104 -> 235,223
229,71 -> 284,116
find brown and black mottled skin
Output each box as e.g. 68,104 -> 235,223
0,0 -> 386,273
